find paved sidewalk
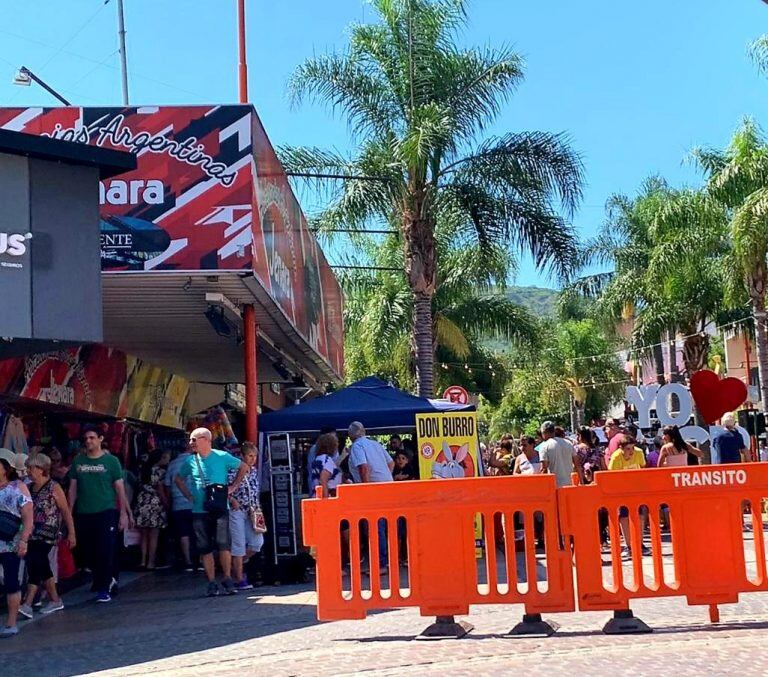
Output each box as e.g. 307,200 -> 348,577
3,566 -> 768,676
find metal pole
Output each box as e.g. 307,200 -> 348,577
244,304 -> 258,441
745,334 -> 757,461
117,0 -> 129,105
237,0 -> 248,102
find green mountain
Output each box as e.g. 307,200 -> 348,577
505,285 -> 559,317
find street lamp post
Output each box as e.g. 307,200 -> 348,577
12,66 -> 71,106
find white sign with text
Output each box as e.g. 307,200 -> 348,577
625,383 -> 750,447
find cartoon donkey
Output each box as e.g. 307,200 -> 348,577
431,442 -> 469,479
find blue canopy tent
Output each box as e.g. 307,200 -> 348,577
258,376 -> 473,435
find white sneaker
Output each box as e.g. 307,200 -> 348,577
18,604 -> 33,620
0,626 -> 18,638
40,600 -> 64,614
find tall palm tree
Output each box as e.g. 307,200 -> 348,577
282,0 -> 583,396
694,119 -> 768,411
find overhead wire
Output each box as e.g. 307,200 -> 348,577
0,24 -> 210,103
6,1 -> 110,104
436,316 -> 757,377
37,0 -> 110,74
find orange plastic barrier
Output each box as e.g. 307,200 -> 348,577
302,475 -> 575,622
559,463 -> 768,614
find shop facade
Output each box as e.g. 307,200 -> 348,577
0,106 -> 344,559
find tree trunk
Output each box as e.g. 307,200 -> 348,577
413,294 -> 435,397
652,343 -> 665,385
575,401 -> 585,430
668,334 -> 680,383
682,333 -> 709,382
751,295 -> 768,414
403,187 -> 437,397
569,394 -> 577,433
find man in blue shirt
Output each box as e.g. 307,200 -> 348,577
712,412 -> 747,464
348,422 -> 394,484
164,449 -> 194,571
348,421 -> 393,572
176,428 -> 248,596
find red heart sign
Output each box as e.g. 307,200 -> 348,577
689,369 -> 748,425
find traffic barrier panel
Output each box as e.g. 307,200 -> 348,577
558,463 -> 768,631
302,475 -> 575,636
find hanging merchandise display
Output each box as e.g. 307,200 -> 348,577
186,406 -> 238,450
0,346 -> 190,429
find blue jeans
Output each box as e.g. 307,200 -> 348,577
377,518 -> 388,567
360,519 -> 389,567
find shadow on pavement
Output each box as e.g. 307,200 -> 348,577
3,572 -> 321,677
333,617 -> 768,643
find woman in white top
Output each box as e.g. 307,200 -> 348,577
0,456 -> 33,637
513,436 -> 543,475
658,425 -> 703,467
312,433 -> 345,498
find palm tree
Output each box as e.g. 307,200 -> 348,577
694,119 -> 768,411
340,222 -> 538,399
282,0 -> 583,396
569,178 -> 732,383
565,178 -> 671,381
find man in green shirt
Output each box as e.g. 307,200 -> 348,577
176,427 -> 248,596
67,425 -> 133,603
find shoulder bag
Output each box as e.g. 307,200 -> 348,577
0,509 -> 21,542
194,454 -> 229,516
244,472 -> 267,534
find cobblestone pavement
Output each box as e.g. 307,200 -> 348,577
4,551 -> 768,675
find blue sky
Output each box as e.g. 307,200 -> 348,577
1,0 -> 767,287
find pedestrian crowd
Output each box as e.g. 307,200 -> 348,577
0,412 -> 754,637
0,424 -> 267,638
482,413 -> 749,560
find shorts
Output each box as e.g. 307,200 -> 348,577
26,540 -> 54,586
0,551 -> 22,594
171,510 -> 193,540
229,509 -> 264,557
192,513 -> 231,555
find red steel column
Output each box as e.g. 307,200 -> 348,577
244,304 -> 258,442
237,0 -> 248,103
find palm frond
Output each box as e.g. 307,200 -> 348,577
443,131 -> 584,216
442,296 -> 538,347
288,53 -> 400,138
435,314 -> 470,357
748,35 -> 768,79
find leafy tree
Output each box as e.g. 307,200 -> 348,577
538,319 -> 626,430
485,318 -> 625,436
283,0 -> 583,396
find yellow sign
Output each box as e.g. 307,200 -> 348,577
416,411 -> 480,479
416,411 -> 483,555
